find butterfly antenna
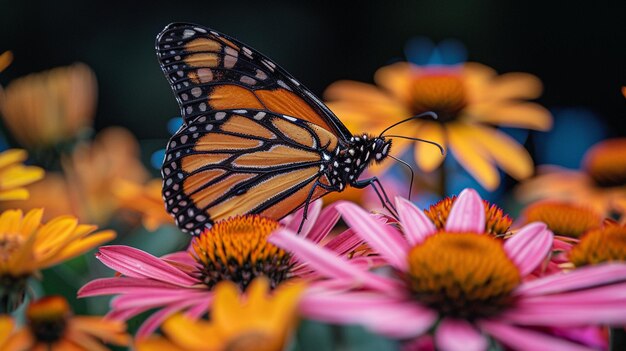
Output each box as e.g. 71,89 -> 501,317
388,154 -> 414,200
378,111 -> 438,138
384,135 -> 445,156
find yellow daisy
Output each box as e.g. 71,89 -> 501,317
0,63 -> 97,149
0,208 -> 115,311
136,277 -> 305,351
0,149 -> 44,201
325,62 -> 552,190
0,296 -> 129,350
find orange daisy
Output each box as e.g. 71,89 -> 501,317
0,296 -> 129,350
113,178 -> 174,231
0,63 -> 97,149
325,62 -> 552,190
516,138 -> 626,220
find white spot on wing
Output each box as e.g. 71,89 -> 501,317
224,46 -> 238,68
183,29 -> 195,38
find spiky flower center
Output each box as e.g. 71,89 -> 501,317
424,196 -> 512,236
523,202 -> 601,239
407,233 -> 521,319
582,139 -> 626,188
410,73 -> 467,122
191,215 -> 291,290
570,225 -> 626,266
26,296 -> 70,343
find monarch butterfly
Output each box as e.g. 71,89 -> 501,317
157,23 -> 439,235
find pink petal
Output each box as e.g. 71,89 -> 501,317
301,291 -> 436,338
111,290 -> 210,310
322,228 -> 363,256
285,199 -> 323,236
107,306 -> 146,321
161,251 -> 197,266
77,277 -> 188,297
516,263 -> 626,296
502,283 -> 626,326
396,196 -> 436,245
304,201 -> 342,243
185,296 -> 213,318
479,320 -> 595,351
435,318 -> 488,351
504,222 -> 553,276
336,202 -> 409,271
445,189 -> 485,233
270,228 -> 401,292
97,246 -> 198,286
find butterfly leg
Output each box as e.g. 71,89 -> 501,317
296,180 -> 330,234
352,177 -> 399,219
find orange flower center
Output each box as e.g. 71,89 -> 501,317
424,196 -> 512,236
191,215 -> 291,290
0,233 -> 23,264
410,74 -> 467,122
407,233 -> 521,319
570,225 -> 626,266
26,296 -> 70,343
225,331 -> 280,351
523,202 -> 601,239
582,139 -> 626,187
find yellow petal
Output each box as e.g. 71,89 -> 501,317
162,314 -> 221,350
488,72 -> 543,100
69,317 -> 129,346
39,230 -> 116,268
0,209 -> 24,234
467,102 -> 553,131
464,125 -> 533,180
135,336 -> 188,351
324,80 -> 400,105
374,62 -> 417,104
19,209 -> 43,238
0,165 -> 44,188
1,328 -> 34,351
413,122 -> 447,172
0,189 -> 29,201
212,280 -> 245,333
0,316 -> 15,345
447,123 -> 499,190
0,149 -> 27,169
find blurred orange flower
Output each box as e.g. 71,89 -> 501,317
2,127 -> 150,225
113,178 -> 174,231
0,296 -> 129,350
325,62 -> 552,190
0,149 -> 44,201
516,138 -> 626,220
0,51 -> 12,73
136,277 -> 304,351
0,63 -> 97,149
0,208 -> 115,311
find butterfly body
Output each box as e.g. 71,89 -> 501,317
157,23 -> 392,234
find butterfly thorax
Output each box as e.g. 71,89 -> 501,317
324,134 -> 391,191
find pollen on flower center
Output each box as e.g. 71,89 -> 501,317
582,139 -> 626,188
424,196 -> 512,236
191,215 -> 291,290
570,225 -> 626,267
26,296 -> 70,343
406,233 -> 521,319
0,234 -> 24,263
410,74 -> 467,122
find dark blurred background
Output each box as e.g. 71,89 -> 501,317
1,0 -> 625,154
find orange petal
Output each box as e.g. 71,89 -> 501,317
447,123 -> 499,190
488,72 -> 543,100
467,102 -> 552,131
374,62 -> 417,104
0,316 -> 15,345
413,122 -> 447,172
324,80 -> 401,105
463,125 -> 533,180
135,336 -> 188,351
163,314 -> 221,349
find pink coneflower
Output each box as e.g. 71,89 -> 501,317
78,200 -> 368,338
271,189 -> 626,350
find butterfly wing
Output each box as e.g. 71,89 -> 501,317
156,22 -> 352,141
162,110 -> 337,234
